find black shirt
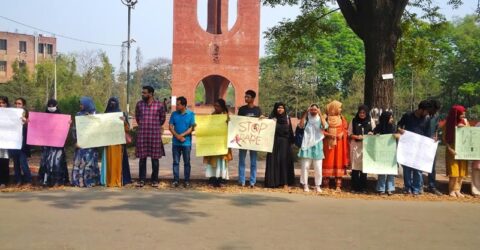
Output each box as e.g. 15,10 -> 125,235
238,105 -> 261,117
397,112 -> 430,136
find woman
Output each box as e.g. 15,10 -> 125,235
204,99 -> 232,188
374,111 -> 397,195
71,97 -> 100,187
323,100 -> 349,192
0,96 -> 10,189
265,102 -> 295,188
472,122 -> 480,197
100,97 -> 132,187
443,105 -> 469,198
298,104 -> 328,192
10,98 -> 32,187
348,105 -> 374,193
38,99 -> 69,187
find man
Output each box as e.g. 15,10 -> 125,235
425,99 -> 442,195
135,86 -> 166,188
397,100 -> 432,196
237,90 -> 262,188
169,96 -> 195,188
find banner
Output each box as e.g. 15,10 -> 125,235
227,115 -> 276,153
195,114 -> 228,156
0,108 -> 24,149
455,127 -> 480,160
397,131 -> 438,173
75,112 -> 126,148
362,135 -> 398,175
27,112 -> 71,147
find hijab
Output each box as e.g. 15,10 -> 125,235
374,111 -> 396,134
326,100 -> 343,148
352,104 -> 373,135
445,105 -> 467,144
301,105 -> 325,150
78,96 -> 96,115
45,99 -> 60,114
270,102 -> 288,124
105,97 -> 121,113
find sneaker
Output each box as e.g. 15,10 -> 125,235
428,188 -> 443,196
171,181 -> 179,188
249,183 -> 255,188
135,181 -> 145,188
184,182 -> 191,188
315,186 -> 322,193
151,181 -> 159,188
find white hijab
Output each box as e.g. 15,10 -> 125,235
301,113 -> 325,150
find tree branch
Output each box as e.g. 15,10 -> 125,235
337,0 -> 363,39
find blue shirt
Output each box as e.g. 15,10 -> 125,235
169,110 -> 195,146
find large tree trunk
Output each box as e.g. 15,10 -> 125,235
337,0 -> 407,110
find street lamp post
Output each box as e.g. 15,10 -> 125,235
121,0 -> 138,114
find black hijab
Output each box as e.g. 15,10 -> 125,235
374,111 -> 396,134
270,102 -> 288,124
45,99 -> 61,113
105,97 -> 121,113
352,104 -> 373,135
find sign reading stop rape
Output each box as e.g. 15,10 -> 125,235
227,115 -> 276,152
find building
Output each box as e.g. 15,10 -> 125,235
0,31 -> 57,83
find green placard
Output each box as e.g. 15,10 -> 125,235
362,134 -> 398,175
455,127 -> 480,160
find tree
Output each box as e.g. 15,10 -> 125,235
262,0 -> 478,109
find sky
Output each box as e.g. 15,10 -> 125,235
0,0 -> 478,72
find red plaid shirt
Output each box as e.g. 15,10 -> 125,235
135,100 -> 166,159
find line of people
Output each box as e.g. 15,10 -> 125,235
0,88 -> 479,198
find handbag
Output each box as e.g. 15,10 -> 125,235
294,124 -> 305,148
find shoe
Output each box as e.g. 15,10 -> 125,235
455,191 -> 465,198
0,184 -> 6,189
303,184 -> 310,192
403,190 -> 412,195
184,182 -> 191,188
171,181 -> 179,188
429,188 -> 443,196
315,186 -> 322,193
239,183 -> 245,187
387,191 -> 394,196
378,192 -> 386,196
412,192 -> 420,197
151,181 -> 159,188
249,183 -> 255,189
135,181 -> 145,188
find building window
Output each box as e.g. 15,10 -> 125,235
46,44 -> 53,55
19,60 -> 26,69
0,61 -> 6,72
38,43 -> 44,53
0,39 -> 6,50
19,41 -> 27,53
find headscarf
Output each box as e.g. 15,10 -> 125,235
374,111 -> 396,134
45,99 -> 60,113
326,100 -> 343,148
301,105 -> 325,150
78,96 -> 96,115
270,102 -> 288,124
105,97 -> 121,113
445,105 -> 467,144
351,105 -> 372,135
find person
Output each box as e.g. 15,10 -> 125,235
297,104 -> 328,192
0,96 -> 10,189
348,105 -> 375,193
323,100 -> 349,192
169,96 -> 195,188
9,98 -> 32,187
71,97 -> 100,187
471,122 -> 480,197
38,99 -> 69,187
374,111 -> 398,195
135,86 -> 166,187
265,102 -> 295,188
204,99 -> 232,188
443,105 -> 469,198
397,100 -> 432,196
237,90 -> 262,188
100,97 -> 132,187
424,99 -> 442,195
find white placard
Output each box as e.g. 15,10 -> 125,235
397,130 -> 438,173
0,108 -> 24,149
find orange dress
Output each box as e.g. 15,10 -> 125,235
323,116 -> 350,177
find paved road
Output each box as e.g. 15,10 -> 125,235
1,190 -> 479,250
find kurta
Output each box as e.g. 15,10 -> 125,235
265,120 -> 295,188
323,116 -> 349,177
135,100 -> 166,159
443,127 -> 469,177
101,145 -> 123,187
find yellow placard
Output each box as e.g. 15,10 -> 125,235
195,114 -> 228,156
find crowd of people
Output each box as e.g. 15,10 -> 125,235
0,86 -> 479,198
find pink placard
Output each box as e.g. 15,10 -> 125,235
27,112 -> 71,147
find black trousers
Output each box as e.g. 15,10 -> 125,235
351,169 -> 367,191
0,158 -> 9,185
139,158 -> 159,182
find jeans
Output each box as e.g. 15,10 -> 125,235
426,159 -> 436,190
10,150 -> 32,184
377,175 -> 395,192
139,158 -> 159,183
172,145 -> 191,182
238,149 -> 257,185
402,165 -> 422,194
